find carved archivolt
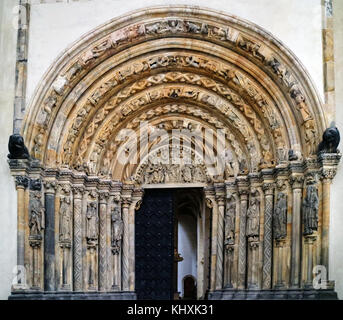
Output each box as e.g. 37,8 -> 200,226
22,7 -> 326,178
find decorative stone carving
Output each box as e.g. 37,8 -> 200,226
59,196 -> 72,242
225,194 -> 236,245
246,195 -> 260,238
8,134 -> 30,160
29,192 -> 44,240
30,179 -> 42,191
136,160 -> 208,184
86,202 -> 99,245
273,193 -> 287,240
15,176 -> 29,189
303,182 -> 319,236
111,207 -> 123,254
317,126 -> 340,154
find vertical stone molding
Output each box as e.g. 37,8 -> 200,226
289,174 -> 304,288
319,152 -> 341,281
43,180 -> 56,291
110,185 -> 122,291
224,181 -> 237,289
262,182 -> 274,289
274,239 -> 286,288
72,186 -> 84,292
28,179 -> 44,290
304,235 -> 317,288
214,183 -> 225,290
237,178 -> 249,289
98,191 -> 109,291
204,186 -> 216,291
121,184 -> 133,291
13,176 -> 29,290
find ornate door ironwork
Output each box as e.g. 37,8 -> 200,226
135,189 -> 174,300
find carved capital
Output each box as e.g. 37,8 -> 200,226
263,183 -> 274,195
30,179 -> 42,191
72,186 -> 85,199
121,197 -> 132,207
289,175 -> 304,189
43,180 -> 57,194
321,168 -> 337,181
15,176 -> 29,189
99,192 -> 109,203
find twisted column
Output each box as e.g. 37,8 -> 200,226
98,192 -> 109,291
215,183 -> 225,290
121,184 -> 133,291
72,186 -> 84,291
262,183 -> 274,289
237,182 -> 249,289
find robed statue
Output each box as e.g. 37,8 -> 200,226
246,198 -> 260,237
29,192 -> 45,239
111,207 -> 124,254
59,196 -> 71,242
274,193 -> 287,240
303,185 -> 319,235
86,202 -> 99,244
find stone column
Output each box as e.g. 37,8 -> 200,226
274,239 -> 286,288
72,186 -> 84,292
43,181 -> 56,291
204,186 -> 216,291
215,183 -> 225,290
289,175 -> 304,288
237,178 -> 249,289
318,152 -> 341,283
110,188 -> 122,291
98,192 -> 109,292
28,179 -> 44,291
13,176 -> 29,290
304,235 -> 316,288
129,188 -> 143,292
121,184 -> 133,291
262,183 -> 274,289
224,182 -> 237,289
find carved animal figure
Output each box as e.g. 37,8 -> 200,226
317,126 -> 340,154
8,134 -> 30,159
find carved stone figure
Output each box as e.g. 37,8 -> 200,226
303,184 -> 319,236
29,192 -> 44,239
288,149 -> 298,161
59,196 -> 71,242
111,207 -> 124,254
182,164 -> 192,183
273,193 -> 287,240
246,198 -> 260,237
317,126 -> 340,154
8,134 -> 30,160
225,195 -> 236,245
86,202 -> 99,244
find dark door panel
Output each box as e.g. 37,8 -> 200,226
135,189 -> 174,300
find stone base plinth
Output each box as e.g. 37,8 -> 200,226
9,291 -> 137,300
208,288 -> 338,300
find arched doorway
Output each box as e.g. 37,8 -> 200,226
8,6 -> 341,299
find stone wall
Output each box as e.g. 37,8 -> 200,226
0,0 -> 19,300
331,0 -> 343,300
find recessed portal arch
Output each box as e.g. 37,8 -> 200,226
8,6 -> 341,300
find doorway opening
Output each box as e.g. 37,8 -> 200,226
135,188 -> 210,300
